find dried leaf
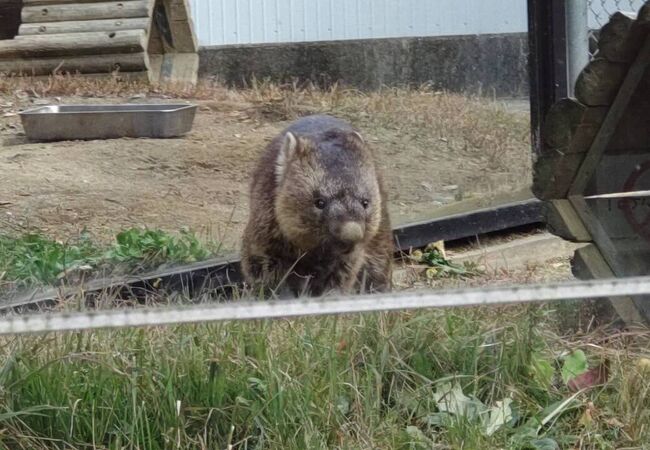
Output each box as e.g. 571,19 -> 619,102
567,361 -> 609,392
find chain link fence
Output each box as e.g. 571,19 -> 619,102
587,0 -> 646,58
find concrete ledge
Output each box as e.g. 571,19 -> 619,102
199,33 -> 529,97
451,233 -> 586,272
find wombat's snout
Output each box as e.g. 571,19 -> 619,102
338,221 -> 364,243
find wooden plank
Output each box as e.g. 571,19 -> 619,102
569,195 -> 650,322
148,54 -> 163,82
569,195 -> 629,267
545,199 -> 592,242
22,1 -> 149,23
571,243 -> 646,324
600,84 -> 650,153
158,0 -> 198,52
165,0 -> 190,22
167,19 -> 198,52
568,33 -> 650,195
0,53 -> 148,76
147,18 -> 164,54
19,17 -> 149,35
588,153 -> 650,196
159,52 -> 197,84
584,194 -> 650,243
574,58 -> 629,106
0,30 -> 146,59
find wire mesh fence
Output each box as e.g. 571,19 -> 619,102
588,0 -> 647,58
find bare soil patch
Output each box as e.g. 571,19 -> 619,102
0,80 -> 532,251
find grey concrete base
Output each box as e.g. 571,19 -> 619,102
199,33 -> 529,97
451,233 -> 586,272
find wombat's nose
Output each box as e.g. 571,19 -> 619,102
339,221 -> 364,243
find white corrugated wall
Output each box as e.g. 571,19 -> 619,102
189,0 -> 528,46
189,0 -> 646,47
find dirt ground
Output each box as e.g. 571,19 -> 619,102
0,85 -> 532,252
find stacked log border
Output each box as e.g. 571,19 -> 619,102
0,0 -> 198,84
533,3 -> 650,325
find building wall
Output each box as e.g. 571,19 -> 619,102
189,0 -> 646,47
189,0 -> 528,46
199,33 -> 530,96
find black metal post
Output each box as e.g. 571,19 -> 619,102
527,0 -> 569,155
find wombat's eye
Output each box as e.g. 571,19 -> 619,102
361,199 -> 370,209
314,199 -> 326,209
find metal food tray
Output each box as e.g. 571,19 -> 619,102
19,104 -> 197,141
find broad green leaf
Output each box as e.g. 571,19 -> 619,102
530,438 -> 560,450
484,398 -> 514,436
561,350 -> 588,384
433,382 -> 486,420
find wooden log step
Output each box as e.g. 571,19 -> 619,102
597,7 -> 650,65
542,98 -> 586,150
597,11 -> 637,62
544,199 -> 591,242
571,243 -> 646,325
564,106 -> 608,154
25,71 -> 151,83
532,152 -> 585,200
22,1 -> 149,23
23,0 -> 124,4
0,30 -> 146,59
19,17 -> 149,35
575,58 -> 629,106
0,53 -> 148,76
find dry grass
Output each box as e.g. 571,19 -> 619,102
0,74 -> 530,177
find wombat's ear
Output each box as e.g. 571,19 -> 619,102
275,132 -> 298,184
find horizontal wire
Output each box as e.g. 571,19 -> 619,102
0,276 -> 649,335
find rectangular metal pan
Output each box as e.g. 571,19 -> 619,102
19,103 -> 197,141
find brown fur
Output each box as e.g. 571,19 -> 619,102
241,115 -> 393,297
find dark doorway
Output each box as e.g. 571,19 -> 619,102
0,0 -> 22,40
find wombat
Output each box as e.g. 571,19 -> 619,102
241,114 -> 393,297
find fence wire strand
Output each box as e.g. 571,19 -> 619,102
1,276 -> 649,335
588,0 -> 647,58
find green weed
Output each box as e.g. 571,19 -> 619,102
0,228 -> 220,287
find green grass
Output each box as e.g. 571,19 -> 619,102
0,306 -> 647,449
0,228 -> 221,287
